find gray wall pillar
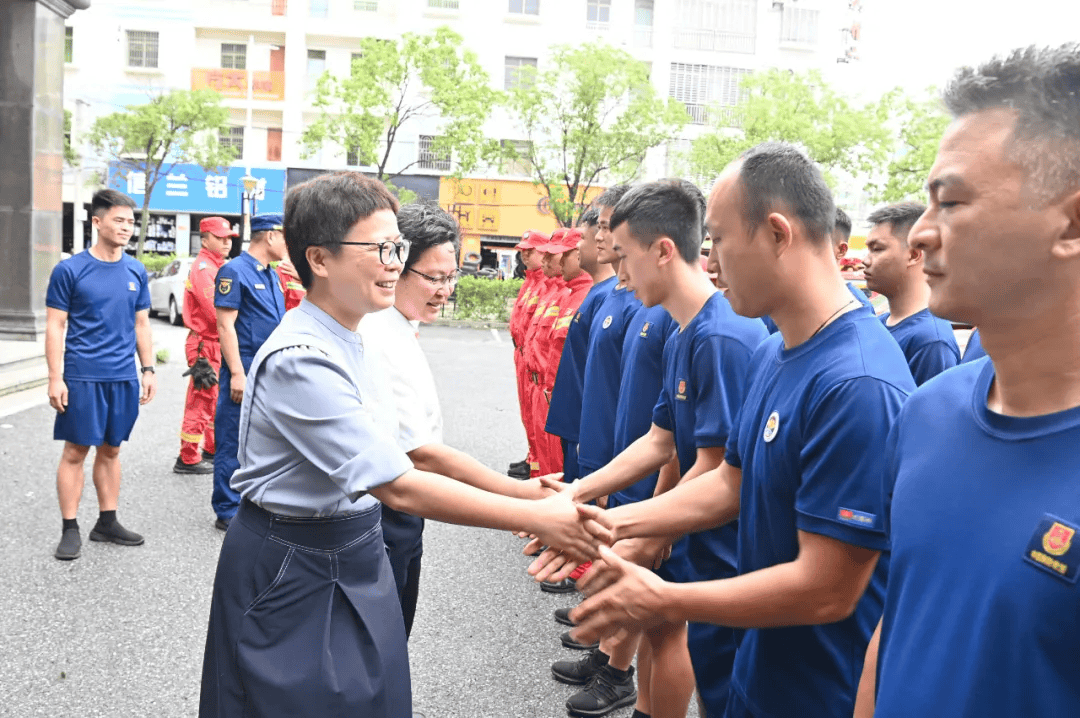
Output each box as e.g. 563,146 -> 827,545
0,0 -> 90,340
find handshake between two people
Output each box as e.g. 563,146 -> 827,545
517,475 -> 680,647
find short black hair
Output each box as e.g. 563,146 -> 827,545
737,142 -> 835,246
866,202 -> 927,243
397,203 -> 460,272
661,177 -> 707,238
595,184 -> 632,211
91,189 -> 135,218
578,207 -> 599,227
833,207 -> 852,245
943,43 -> 1080,202
284,172 -> 399,289
609,181 -> 703,263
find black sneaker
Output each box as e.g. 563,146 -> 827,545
202,449 -> 215,461
561,630 -> 598,651
215,517 -> 230,532
507,464 -> 530,479
555,606 -> 577,627
565,664 -> 637,717
54,528 -> 81,561
90,519 -> 144,546
552,648 -> 608,685
509,459 -> 529,472
173,457 -> 213,475
541,577 -> 577,594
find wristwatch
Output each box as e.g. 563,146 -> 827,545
141,366 -> 156,374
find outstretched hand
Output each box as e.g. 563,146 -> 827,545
569,544 -> 671,645
528,492 -> 601,564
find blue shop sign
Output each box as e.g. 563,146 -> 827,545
107,162 -> 285,214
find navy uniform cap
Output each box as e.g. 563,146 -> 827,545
251,213 -> 284,233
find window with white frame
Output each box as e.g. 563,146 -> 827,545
307,49 -> 327,92
126,30 -> 159,68
587,0 -> 611,27
310,0 -> 329,18
504,56 -> 538,90
500,140 -> 533,176
221,43 -> 247,70
672,0 -> 756,53
634,0 -> 653,46
509,0 -> 539,15
669,63 -> 750,125
418,135 -> 451,171
781,6 -> 819,44
219,127 -> 244,158
354,0 -> 378,10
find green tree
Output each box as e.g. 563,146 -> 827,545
874,90 -> 951,202
502,44 -> 687,227
87,89 -> 235,257
687,69 -> 893,186
301,27 -> 496,200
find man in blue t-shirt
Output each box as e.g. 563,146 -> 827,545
864,201 -> 960,385
854,44 -> 1080,718
212,212 -> 289,530
959,327 -> 986,363
45,189 -> 157,561
561,143 -> 915,718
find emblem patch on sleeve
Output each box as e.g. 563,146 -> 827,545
1025,514 -> 1079,584
218,278 -> 232,295
837,507 -> 877,528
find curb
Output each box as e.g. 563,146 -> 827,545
430,318 -> 509,330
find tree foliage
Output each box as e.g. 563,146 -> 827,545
87,89 -> 234,256
301,26 -> 496,197
687,69 -> 893,186
63,109 -> 78,166
502,44 -> 688,227
873,90 -> 951,202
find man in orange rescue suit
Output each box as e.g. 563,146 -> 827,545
509,230 -> 549,479
173,216 -> 235,474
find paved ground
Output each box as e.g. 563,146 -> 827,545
0,320 -> 676,718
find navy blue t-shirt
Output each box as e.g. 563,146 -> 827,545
881,308 -> 960,386
546,276 -> 617,442
724,309 -> 914,718
652,292 -> 768,581
610,304 -> 678,504
215,252 -> 286,361
45,251 -> 150,381
877,359 -> 1080,718
762,282 -> 872,334
960,327 -> 986,363
576,284 -> 641,472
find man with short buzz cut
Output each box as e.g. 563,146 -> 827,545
211,211 -> 289,531
855,43 -> 1080,718
562,142 -> 915,718
46,188 -> 157,560
864,201 -> 960,385
174,216 -> 236,475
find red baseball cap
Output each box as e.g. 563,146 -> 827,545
200,216 -> 238,238
536,227 -> 581,254
515,229 -> 549,250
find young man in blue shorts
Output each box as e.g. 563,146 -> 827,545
855,43 -> 1080,718
45,189 -> 157,560
564,143 -> 916,718
864,201 -> 960,385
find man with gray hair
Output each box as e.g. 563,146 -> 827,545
856,43 -> 1080,718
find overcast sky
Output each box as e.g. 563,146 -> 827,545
824,0 -> 1079,100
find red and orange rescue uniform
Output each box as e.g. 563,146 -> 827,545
513,267 -> 546,468
522,273 -> 567,476
274,263 -> 306,311
179,248 -> 226,464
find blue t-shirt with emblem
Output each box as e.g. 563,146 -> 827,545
960,327 -> 986,363
546,276 -> 617,442
214,252 -> 286,362
45,251 -> 150,382
576,284 -> 641,473
876,359 -> 1080,718
763,282 -> 873,334
609,303 -> 679,504
880,308 -> 960,386
652,291 -> 767,581
724,309 -> 914,718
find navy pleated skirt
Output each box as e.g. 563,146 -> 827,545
200,499 -> 411,717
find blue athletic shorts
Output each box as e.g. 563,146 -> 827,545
54,379 -> 140,447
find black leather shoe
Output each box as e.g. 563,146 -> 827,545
555,606 -> 577,627
551,648 -> 608,685
202,449 -> 215,461
541,577 -> 577,594
561,630 -> 599,651
54,528 -> 81,560
565,664 -> 637,717
89,519 -> 144,546
509,459 -> 529,472
507,464 -> 530,479
173,457 -> 213,475
214,517 -> 230,532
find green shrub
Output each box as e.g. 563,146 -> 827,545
138,253 -> 176,275
453,276 -> 524,322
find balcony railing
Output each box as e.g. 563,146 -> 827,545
191,69 -> 286,101
684,103 -> 741,127
634,27 -> 653,47
673,28 -> 755,54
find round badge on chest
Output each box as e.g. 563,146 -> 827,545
602,315 -> 613,329
763,411 -> 780,443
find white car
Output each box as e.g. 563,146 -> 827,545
148,257 -> 195,326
